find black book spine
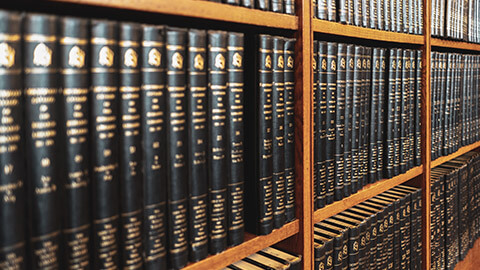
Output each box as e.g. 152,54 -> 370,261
313,40 -> 320,209
227,32 -> 245,245
242,0 -> 254,8
353,0 -> 363,26
24,14 -> 61,269
338,0 -> 349,23
369,48 -> 380,183
207,30 -> 229,253
327,0 -> 337,21
384,0 -> 390,31
166,27 -> 189,268
326,42 -> 337,204
118,23 -> 144,269
272,36 -> 286,228
384,48 -> 396,179
284,38 -> 296,220
415,51 -> 421,166
256,0 -> 270,10
378,0 -> 385,29
224,0 -> 240,4
400,49 -> 409,174
244,34 -> 274,235
343,44 -> 354,197
285,0 -> 295,14
271,0 -> 284,13
361,0 -> 370,27
393,49 -> 402,176
314,241 -> 326,270
360,47 -> 371,188
186,29 -> 209,261
141,25 -> 168,270
318,41 -> 328,208
0,11 -> 25,269
370,0 -> 378,28
351,45 -> 362,194
408,50 -> 416,169
318,0 -> 328,20
90,19 -> 120,269
430,52 -> 437,159
59,17 -> 90,269
377,48 -> 387,181
334,43 -> 346,201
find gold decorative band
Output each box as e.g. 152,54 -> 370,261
209,47 -> 227,52
60,37 -> 88,45
91,37 -> 117,45
0,33 -> 20,42
142,40 -> 164,47
24,34 -> 56,42
119,40 -> 140,47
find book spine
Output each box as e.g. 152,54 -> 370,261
377,48 -> 387,180
362,0 -> 370,27
313,40 -> 320,209
166,27 -> 189,268
338,0 -> 349,23
90,19 -> 120,269
378,0 -> 385,29
398,0 -> 405,32
389,0 -> 396,32
186,29 -> 209,261
354,0 -> 363,26
272,36 -> 286,228
224,0 -> 241,5
285,0 -> 295,14
351,45 -> 362,194
369,48 -> 380,183
284,38 -> 296,220
370,0 -> 378,28
256,0 -> 270,10
207,30 -> 229,253
400,49 -> 409,174
334,43 -> 346,201
360,47 -> 371,187
343,44 -> 354,197
384,48 -> 396,179
318,41 -> 328,208
271,0 -> 284,13
227,32 -> 245,245
408,50 -> 415,169
118,22 -> 144,269
59,17 -> 90,269
327,0 -> 338,21
326,42 -> 337,204
393,49 -> 402,176
24,14 -> 61,269
0,11 -> 26,269
242,0 -> 254,8
318,0 -> 329,20
415,51 -> 421,166
141,25 -> 168,270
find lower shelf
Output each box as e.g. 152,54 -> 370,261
431,140 -> 480,168
183,219 -> 300,270
313,165 -> 423,223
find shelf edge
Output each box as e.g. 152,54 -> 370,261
431,38 -> 480,51
431,141 -> 480,168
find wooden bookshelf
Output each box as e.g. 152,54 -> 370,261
431,140 -> 480,168
183,220 -> 300,270
313,19 -> 424,44
431,37 -> 480,51
454,237 -> 480,270
313,166 -> 423,223
7,0 -> 480,269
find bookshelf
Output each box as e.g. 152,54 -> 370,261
6,0 -> 480,269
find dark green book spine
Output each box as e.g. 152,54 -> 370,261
59,16 -> 90,269
326,42 -> 337,204
186,29 -> 209,261
118,22 -> 144,269
360,47 -> 370,188
384,48 -> 396,179
343,44 -> 354,197
400,49 -> 409,174
369,48 -> 381,184
377,48 -> 387,181
284,38 -> 296,220
166,27 -> 189,268
393,49 -> 402,176
0,11 -> 26,270
317,41 -> 328,208
272,37 -> 286,228
351,45 -> 362,194
141,25 -> 168,270
334,43 -> 346,201
207,30 -> 228,253
24,13 -> 61,269
227,32 -> 245,245
90,19 -> 120,269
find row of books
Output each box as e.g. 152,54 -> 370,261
430,152 -> 480,270
221,246 -> 302,270
313,42 -> 422,209
0,11 -> 297,270
312,0 -> 424,35
313,184 -> 422,270
430,52 -> 480,160
206,0 -> 295,14
431,0 -> 480,43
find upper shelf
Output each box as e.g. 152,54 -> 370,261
48,0 -> 298,29
312,19 -> 424,45
431,140 -> 480,168
313,165 -> 423,223
431,38 -> 480,52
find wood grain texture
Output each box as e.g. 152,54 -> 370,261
431,38 -> 480,51
431,141 -> 480,168
313,166 -> 423,223
454,237 -> 480,270
312,19 -> 424,44
182,220 -> 299,270
48,0 -> 298,29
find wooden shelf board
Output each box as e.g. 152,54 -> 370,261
313,166 -> 423,223
47,0 -> 298,29
454,237 -> 480,270
183,220 -> 299,270
431,140 -> 480,168
312,19 -> 424,44
431,38 -> 480,51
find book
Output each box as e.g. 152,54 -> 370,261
317,41 -> 328,208
325,42 -> 337,204
334,43 -> 346,201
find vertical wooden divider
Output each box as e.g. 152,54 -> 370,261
292,0 -> 313,268
421,0 -> 432,266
